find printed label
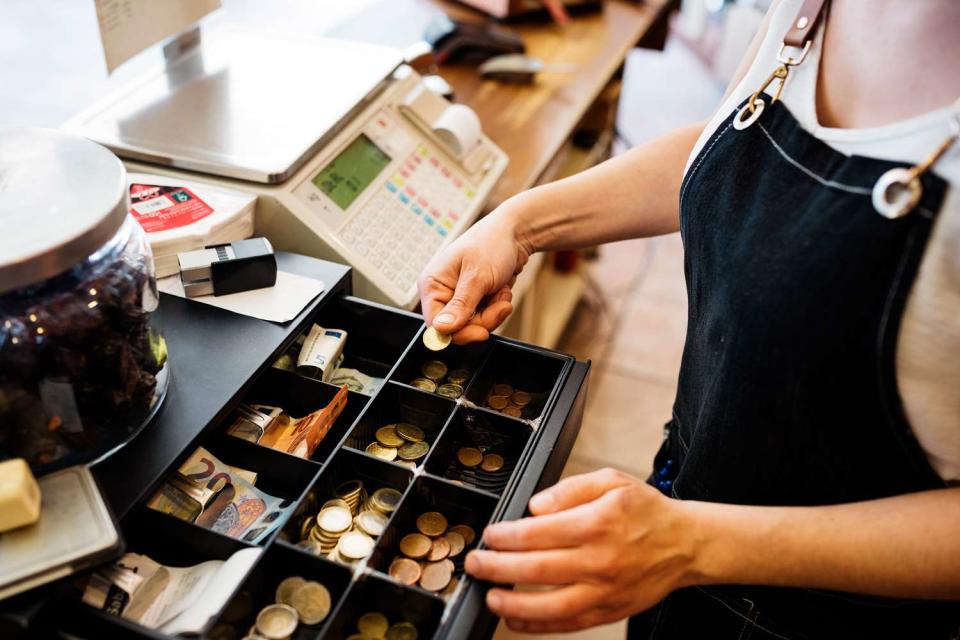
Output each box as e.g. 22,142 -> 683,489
129,183 -> 214,233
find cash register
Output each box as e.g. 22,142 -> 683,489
66,27 -> 508,309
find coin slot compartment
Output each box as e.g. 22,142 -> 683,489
369,476 -> 497,592
344,382 -> 455,466
323,573 -> 445,640
280,295 -> 422,382
207,543 -> 353,640
424,408 -> 533,496
220,367 -> 369,464
278,448 -> 413,556
465,341 -> 569,420
390,339 -> 489,398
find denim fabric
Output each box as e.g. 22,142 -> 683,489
631,100 -> 960,639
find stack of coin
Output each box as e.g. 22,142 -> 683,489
410,360 -> 471,400
456,447 -> 505,473
364,423 -> 429,468
346,612 -> 419,640
483,383 -> 532,419
240,576 -> 331,639
388,512 -> 477,598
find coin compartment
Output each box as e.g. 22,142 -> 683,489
390,338 -> 489,397
344,382 -> 456,464
207,544 -> 353,640
220,367 -> 370,464
465,341 -> 568,420
368,476 -> 497,586
278,448 -> 412,548
424,408 -> 533,496
323,573 -> 445,640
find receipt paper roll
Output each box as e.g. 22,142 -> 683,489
433,104 -> 483,158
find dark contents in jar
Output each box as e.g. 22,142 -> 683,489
0,233 -> 167,472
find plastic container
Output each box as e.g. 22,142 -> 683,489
0,128 -> 169,473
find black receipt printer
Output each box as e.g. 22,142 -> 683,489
177,237 -> 277,298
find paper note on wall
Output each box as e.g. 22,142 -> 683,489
94,0 -> 221,73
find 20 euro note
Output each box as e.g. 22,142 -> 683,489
147,447 -> 293,544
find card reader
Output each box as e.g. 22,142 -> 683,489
177,237 -> 277,298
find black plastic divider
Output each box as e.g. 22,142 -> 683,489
390,339 -> 490,397
344,382 -> 456,462
307,296 -> 423,379
464,341 -> 568,420
324,574 -> 445,640
369,476 -> 497,585
279,448 -> 413,548
121,506 -> 256,565
218,367 -> 370,464
424,408 -> 533,496
204,434 -> 321,503
207,544 -> 353,640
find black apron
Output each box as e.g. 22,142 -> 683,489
629,96 -> 960,640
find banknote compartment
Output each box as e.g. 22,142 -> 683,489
465,341 -> 568,420
222,367 -> 368,464
122,505 -> 255,568
207,544 -> 353,640
368,476 -> 497,585
203,432 -> 321,501
424,408 -> 533,496
390,338 -> 489,397
344,382 -> 456,463
278,448 -> 413,546
323,573 -> 445,640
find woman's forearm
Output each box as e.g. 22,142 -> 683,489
689,487 -> 960,599
503,121 -> 705,254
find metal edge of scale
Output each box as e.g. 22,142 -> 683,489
63,27 -> 405,185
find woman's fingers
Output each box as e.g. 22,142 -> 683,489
481,502 -> 601,551
529,467 -> 637,515
465,548 -> 595,585
485,584 -> 603,622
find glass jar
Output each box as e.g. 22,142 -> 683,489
0,128 -> 169,473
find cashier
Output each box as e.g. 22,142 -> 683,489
418,1 -> 960,638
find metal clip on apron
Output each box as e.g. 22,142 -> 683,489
634,1 -> 960,638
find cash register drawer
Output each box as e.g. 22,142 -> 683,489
34,255 -> 590,640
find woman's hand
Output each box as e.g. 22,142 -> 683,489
464,468 -> 703,633
418,198 -> 534,344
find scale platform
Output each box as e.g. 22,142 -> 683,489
67,27 -> 403,184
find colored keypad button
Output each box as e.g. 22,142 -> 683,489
386,182 -> 398,192
412,205 -> 422,215
424,217 -> 434,226
437,227 -> 448,236
399,194 -> 410,204
441,219 -> 453,230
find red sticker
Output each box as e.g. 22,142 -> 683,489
129,183 -> 214,233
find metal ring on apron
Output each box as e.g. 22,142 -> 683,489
734,99 -> 766,131
871,168 -> 923,219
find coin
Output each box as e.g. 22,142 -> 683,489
376,425 -> 406,448
427,536 -> 450,561
386,621 -> 419,640
358,612 -> 390,638
338,530 -> 375,560
440,577 -> 459,599
437,383 -> 464,399
457,447 -> 482,468
388,557 -> 422,585
366,441 -> 398,461
416,511 -> 448,537
396,460 -> 417,470
335,480 -> 363,500
487,395 -> 509,410
398,441 -> 429,461
275,576 -> 306,605
502,406 -> 523,418
421,360 -> 448,381
371,487 -> 403,513
481,453 -> 505,472
448,524 -> 476,546
396,423 -> 425,443
493,383 -> 513,397
511,390 -> 532,406
444,531 -> 466,557
446,369 -> 471,386
422,326 -> 451,351
290,581 -> 331,625
399,533 -> 432,559
442,558 -> 455,574
355,510 -> 389,536
299,515 -> 315,541
322,498 -> 351,511
255,604 -> 298,639
419,560 -> 453,592
316,506 -> 353,533
410,377 -> 438,392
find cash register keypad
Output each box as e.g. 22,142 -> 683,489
340,145 -> 476,292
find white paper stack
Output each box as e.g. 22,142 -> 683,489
127,173 -> 257,278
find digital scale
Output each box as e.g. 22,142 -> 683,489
66,27 -> 508,309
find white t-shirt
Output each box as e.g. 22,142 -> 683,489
687,0 -> 960,482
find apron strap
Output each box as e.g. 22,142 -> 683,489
783,0 -> 829,48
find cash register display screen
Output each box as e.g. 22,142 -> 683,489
312,134 -> 391,210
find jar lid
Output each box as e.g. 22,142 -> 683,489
0,128 -> 128,293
